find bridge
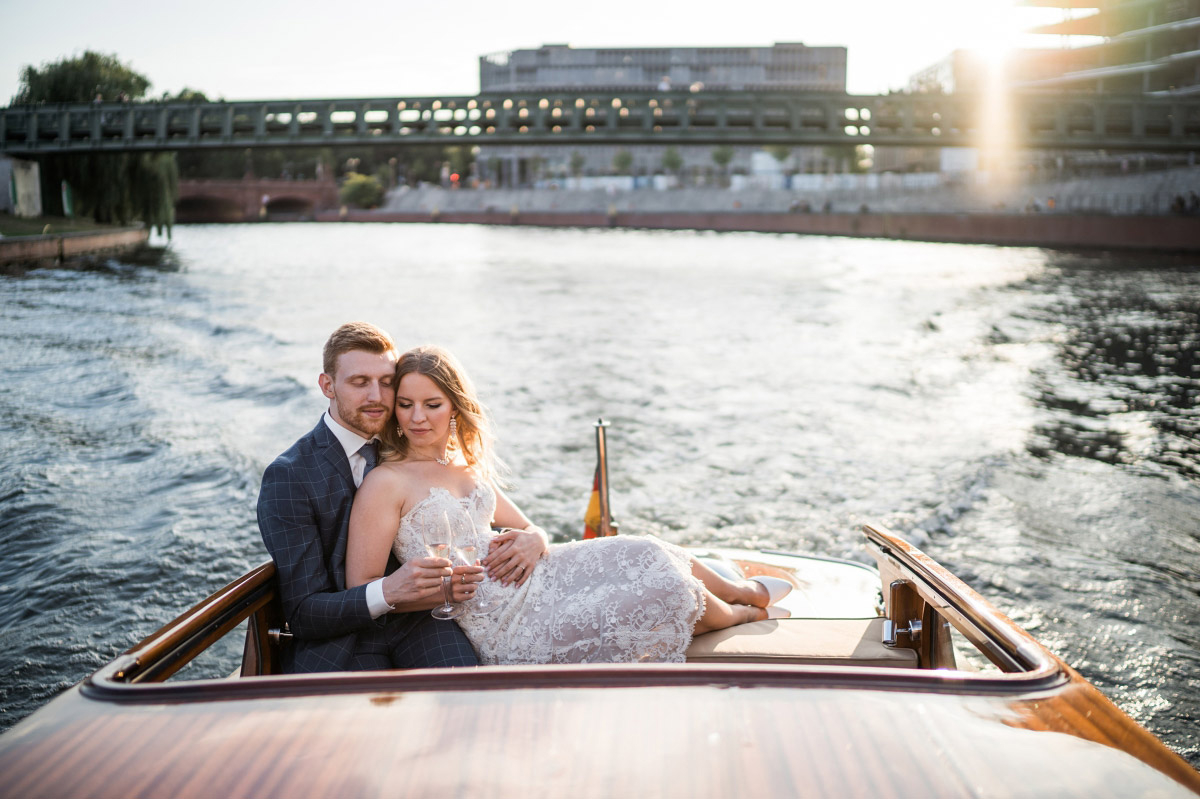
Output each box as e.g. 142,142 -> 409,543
175,177 -> 338,222
3,90 -> 1199,154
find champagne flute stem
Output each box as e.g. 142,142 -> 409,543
441,575 -> 454,608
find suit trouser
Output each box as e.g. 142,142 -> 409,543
347,611 -> 478,670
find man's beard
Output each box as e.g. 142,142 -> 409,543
335,396 -> 390,438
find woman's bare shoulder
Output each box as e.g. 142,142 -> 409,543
362,460 -> 439,512
359,461 -> 419,500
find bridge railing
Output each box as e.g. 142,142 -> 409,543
3,91 -> 1199,154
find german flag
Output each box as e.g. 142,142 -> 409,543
583,466 -> 602,539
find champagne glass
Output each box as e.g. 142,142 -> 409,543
427,511 -> 465,620
449,507 -> 502,615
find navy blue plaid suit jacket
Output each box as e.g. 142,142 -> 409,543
257,417 -> 394,672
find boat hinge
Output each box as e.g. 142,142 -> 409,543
883,618 -> 922,648
268,626 -> 294,643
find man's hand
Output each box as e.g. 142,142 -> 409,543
482,527 -> 548,587
381,557 -> 453,607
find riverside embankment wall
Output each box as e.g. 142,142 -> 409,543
0,226 -> 149,266
316,208 -> 1200,252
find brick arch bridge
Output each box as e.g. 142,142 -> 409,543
176,178 -> 339,222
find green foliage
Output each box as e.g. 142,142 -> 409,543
16,52 -> 176,234
710,146 -> 735,186
612,149 -> 634,174
373,163 -> 395,190
661,146 -> 683,174
767,145 -> 791,164
408,156 -> 432,184
339,173 -> 384,208
172,87 -> 209,103
38,151 -> 179,234
443,147 -> 471,180
710,145 -> 735,168
11,50 -> 149,104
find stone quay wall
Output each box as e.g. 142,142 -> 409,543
317,207 -> 1200,253
0,226 -> 149,267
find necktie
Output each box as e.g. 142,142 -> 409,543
357,441 -> 378,483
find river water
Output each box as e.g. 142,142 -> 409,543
1,224 -> 1197,765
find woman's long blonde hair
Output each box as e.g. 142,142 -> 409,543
380,345 -> 504,483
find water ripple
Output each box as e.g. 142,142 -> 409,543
0,225 -> 1196,766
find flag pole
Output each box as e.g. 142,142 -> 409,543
594,418 -> 618,536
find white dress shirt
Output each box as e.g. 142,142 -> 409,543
323,411 -> 394,618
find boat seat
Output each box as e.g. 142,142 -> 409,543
685,617 -> 919,668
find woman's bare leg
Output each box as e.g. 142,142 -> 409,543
693,589 -> 766,635
690,557 -> 772,608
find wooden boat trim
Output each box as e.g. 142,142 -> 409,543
80,530 -> 1079,706
863,523 -> 1060,673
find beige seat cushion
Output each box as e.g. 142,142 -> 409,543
686,617 -> 919,668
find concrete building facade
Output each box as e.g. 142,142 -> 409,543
0,157 -> 43,218
475,43 -> 849,186
1019,0 -> 1200,96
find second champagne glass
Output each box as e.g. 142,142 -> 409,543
449,507 -> 502,614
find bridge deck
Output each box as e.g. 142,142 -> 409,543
3,91 -> 1199,154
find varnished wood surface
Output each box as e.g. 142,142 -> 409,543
1,672 -> 1197,798
4,531 -> 1198,797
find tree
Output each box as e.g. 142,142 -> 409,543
711,145 -> 734,186
338,173 -> 384,208
661,146 -> 683,179
11,51 -> 149,105
15,52 -> 176,234
569,151 -> 585,177
767,145 -> 791,169
612,149 -> 633,175
373,163 -> 394,190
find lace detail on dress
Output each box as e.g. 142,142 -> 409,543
393,481 -> 705,665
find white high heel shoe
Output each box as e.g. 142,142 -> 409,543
750,575 -> 793,605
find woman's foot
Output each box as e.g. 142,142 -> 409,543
740,604 -> 768,624
747,576 -> 793,608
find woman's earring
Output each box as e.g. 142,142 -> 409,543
396,421 -> 404,438
448,415 -> 458,442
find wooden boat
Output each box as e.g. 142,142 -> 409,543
0,523 -> 1196,797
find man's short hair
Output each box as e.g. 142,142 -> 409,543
322,322 -> 396,376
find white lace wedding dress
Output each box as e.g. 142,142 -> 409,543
392,480 -> 706,664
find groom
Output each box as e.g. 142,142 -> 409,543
257,321 -> 478,672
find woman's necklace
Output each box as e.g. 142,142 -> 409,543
408,451 -> 451,466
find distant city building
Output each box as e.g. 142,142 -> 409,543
905,2 -> 1200,97
1019,0 -> 1200,96
474,43 -> 849,187
874,0 -> 1200,174
480,42 -> 847,93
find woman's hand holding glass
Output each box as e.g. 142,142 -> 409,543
446,508 -> 501,614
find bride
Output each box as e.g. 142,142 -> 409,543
346,345 -> 791,665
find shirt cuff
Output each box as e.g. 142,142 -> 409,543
365,578 -> 394,619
